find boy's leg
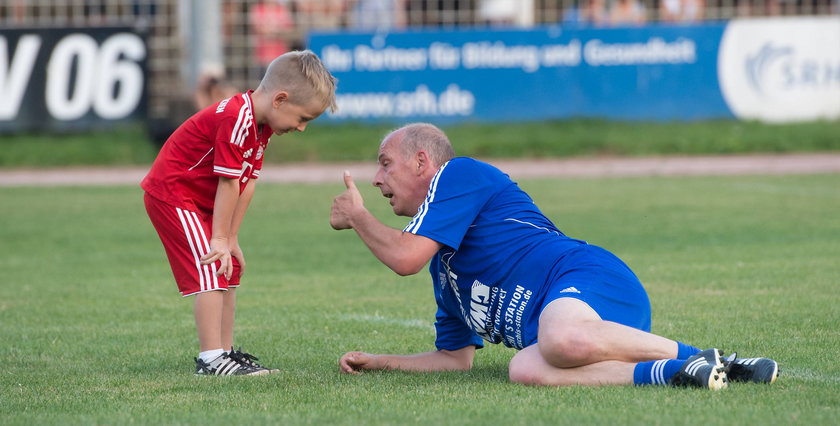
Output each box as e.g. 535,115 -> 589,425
194,290 -> 225,351
218,265 -> 278,374
221,288 -> 236,350
221,259 -> 242,350
144,195 -> 269,375
194,288 -> 272,376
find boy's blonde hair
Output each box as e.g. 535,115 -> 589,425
259,50 -> 338,113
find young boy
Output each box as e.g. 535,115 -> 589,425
142,51 -> 337,376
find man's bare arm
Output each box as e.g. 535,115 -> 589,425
339,346 -> 476,374
330,171 -> 441,275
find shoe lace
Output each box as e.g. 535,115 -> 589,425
669,373 -> 687,387
195,357 -> 212,373
721,352 -> 739,376
228,347 -> 264,369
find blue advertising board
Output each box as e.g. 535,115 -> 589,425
308,24 -> 732,123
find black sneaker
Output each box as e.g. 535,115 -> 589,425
723,353 -> 779,384
228,347 -> 279,374
670,348 -> 729,390
194,352 -> 269,376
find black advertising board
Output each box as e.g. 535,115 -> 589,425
0,27 -> 147,133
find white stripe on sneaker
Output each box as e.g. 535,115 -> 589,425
217,358 -> 240,376
686,357 -> 707,375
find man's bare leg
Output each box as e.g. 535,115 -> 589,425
537,298 -> 679,368
509,344 -> 636,386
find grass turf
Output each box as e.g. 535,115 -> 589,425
1,119 -> 839,167
1,174 -> 839,424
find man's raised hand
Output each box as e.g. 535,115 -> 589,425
330,170 -> 365,230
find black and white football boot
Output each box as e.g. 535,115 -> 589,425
722,353 -> 779,384
670,348 -> 729,390
228,347 -> 279,374
194,351 -> 269,376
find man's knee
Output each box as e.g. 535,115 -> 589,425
508,348 -> 577,386
538,298 -> 603,367
539,325 -> 598,368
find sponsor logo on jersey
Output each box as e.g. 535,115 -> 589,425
216,98 -> 230,113
468,280 -> 492,337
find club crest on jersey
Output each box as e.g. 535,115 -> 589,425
256,145 -> 264,160
243,148 -> 253,159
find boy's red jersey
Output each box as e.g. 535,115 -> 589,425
141,91 -> 273,213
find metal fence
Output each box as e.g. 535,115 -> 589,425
2,0 -> 838,127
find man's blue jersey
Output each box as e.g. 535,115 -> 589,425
404,158 -> 589,350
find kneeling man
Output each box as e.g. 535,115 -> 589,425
329,123 -> 778,389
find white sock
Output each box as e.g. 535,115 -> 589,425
199,348 -> 225,363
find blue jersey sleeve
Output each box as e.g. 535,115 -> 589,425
404,158 -> 497,250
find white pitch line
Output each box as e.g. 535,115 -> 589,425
338,313 -> 432,330
779,367 -> 840,384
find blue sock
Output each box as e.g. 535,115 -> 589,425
633,359 -> 684,386
676,342 -> 701,359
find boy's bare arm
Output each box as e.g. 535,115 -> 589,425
201,177 -> 240,279
230,179 -> 256,237
228,179 -> 256,275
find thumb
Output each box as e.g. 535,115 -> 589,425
343,170 -> 357,191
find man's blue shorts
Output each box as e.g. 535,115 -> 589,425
540,244 -> 652,332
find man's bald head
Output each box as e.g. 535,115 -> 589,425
382,123 -> 455,168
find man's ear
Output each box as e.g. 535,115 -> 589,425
415,150 -> 430,175
273,91 -> 289,107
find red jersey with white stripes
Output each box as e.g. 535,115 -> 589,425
141,91 -> 273,213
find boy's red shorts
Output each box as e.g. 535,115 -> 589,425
144,193 -> 241,296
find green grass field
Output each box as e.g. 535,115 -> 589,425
2,173 -> 839,425
1,119 -> 839,167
